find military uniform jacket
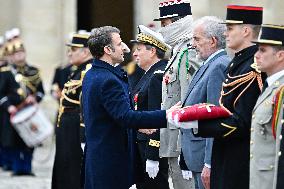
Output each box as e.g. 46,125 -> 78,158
250,74 -> 284,189
82,59 -> 167,189
51,64 -> 76,99
12,63 -> 45,102
195,45 -> 267,189
160,40 -> 200,158
133,60 -> 167,161
57,60 -> 92,143
0,63 -> 24,148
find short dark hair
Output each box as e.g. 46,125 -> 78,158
145,44 -> 165,59
88,26 -> 120,59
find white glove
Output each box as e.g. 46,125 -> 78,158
146,159 -> 159,179
182,170 -> 193,180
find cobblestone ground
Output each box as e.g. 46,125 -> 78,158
0,137 -> 55,189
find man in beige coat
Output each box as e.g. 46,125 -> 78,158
154,0 -> 200,188
250,24 -> 284,189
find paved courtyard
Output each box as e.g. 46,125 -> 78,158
0,137 -> 55,189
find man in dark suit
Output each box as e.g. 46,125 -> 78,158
82,26 -> 179,189
189,5 -> 266,189
130,25 -> 170,189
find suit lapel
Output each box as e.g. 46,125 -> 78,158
133,60 -> 164,94
182,63 -> 209,106
164,50 -> 180,72
254,85 -> 277,110
182,51 -> 227,106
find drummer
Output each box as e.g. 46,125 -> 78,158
8,39 -> 44,175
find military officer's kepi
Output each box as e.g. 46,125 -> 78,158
253,24 -> 284,46
130,25 -> 171,52
66,33 -> 90,48
13,40 -> 25,52
153,0 -> 192,21
223,5 -> 263,25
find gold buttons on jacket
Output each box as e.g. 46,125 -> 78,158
280,135 -> 283,140
279,151 -> 282,156
250,154 -> 253,159
252,114 -> 255,119
251,127 -> 254,132
250,140 -> 253,145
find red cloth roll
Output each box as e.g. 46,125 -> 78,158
172,103 -> 232,122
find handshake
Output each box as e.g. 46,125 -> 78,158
167,103 -> 232,129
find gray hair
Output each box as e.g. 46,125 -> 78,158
193,16 -> 226,49
88,26 -> 120,59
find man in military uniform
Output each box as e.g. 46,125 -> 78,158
52,32 -> 93,189
0,35 -> 19,171
51,64 -> 76,101
130,25 -> 170,189
192,5 -> 266,189
250,25 -> 284,189
1,39 -> 45,175
154,0 -> 199,188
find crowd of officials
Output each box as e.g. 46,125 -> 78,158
1,0 -> 284,189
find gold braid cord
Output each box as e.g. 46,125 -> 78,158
219,70 -> 263,109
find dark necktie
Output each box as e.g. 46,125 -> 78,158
262,80 -> 268,93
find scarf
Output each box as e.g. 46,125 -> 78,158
158,15 -> 193,48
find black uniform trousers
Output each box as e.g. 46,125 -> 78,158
52,111 -> 83,189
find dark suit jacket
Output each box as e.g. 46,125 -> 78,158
195,45 -> 267,189
82,59 -> 167,189
181,50 -> 230,172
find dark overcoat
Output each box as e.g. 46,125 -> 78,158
82,59 -> 166,189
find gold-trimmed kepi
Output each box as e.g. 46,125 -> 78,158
130,25 -> 171,52
66,33 -> 90,48
223,5 -> 263,25
253,24 -> 284,46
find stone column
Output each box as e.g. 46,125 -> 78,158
17,0 -> 76,90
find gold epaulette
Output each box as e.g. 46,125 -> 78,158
0,66 -> 10,72
148,139 -> 160,148
80,64 -> 92,80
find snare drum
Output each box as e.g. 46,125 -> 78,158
10,105 -> 54,147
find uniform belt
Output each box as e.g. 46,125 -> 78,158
62,106 -> 80,113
